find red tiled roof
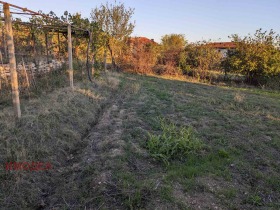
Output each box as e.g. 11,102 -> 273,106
128,37 -> 157,45
206,42 -> 236,49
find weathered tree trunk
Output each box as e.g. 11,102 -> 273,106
2,24 -> 7,59
45,32 -> 49,63
104,49 -> 107,71
68,24 -> 74,90
74,38 -> 79,59
108,44 -> 116,70
90,33 -> 95,76
4,3 -> 21,119
31,32 -> 36,56
91,53 -> 95,76
57,32 -> 60,58
22,58 -> 30,89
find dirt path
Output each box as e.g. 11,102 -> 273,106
82,102 -> 127,208
42,80 -> 131,209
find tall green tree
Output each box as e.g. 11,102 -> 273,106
68,13 -> 91,60
91,1 -> 135,69
160,34 -> 186,68
222,29 -> 280,84
182,41 -> 222,78
161,34 -> 186,52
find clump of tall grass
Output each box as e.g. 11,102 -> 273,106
0,72 -> 122,208
147,118 -> 204,165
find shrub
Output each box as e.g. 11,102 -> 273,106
222,29 -> 280,85
182,41 -> 223,80
147,118 -> 204,165
120,37 -> 159,74
152,64 -> 181,76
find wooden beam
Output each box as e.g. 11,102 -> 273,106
45,31 -> 49,63
0,0 -> 65,24
68,24 -> 73,90
0,19 -> 90,37
4,3 -> 21,119
104,49 -> 107,71
57,32 -> 60,58
1,24 -> 7,59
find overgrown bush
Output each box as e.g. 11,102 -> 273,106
147,118 -> 204,165
152,64 -> 181,76
222,29 -> 280,86
120,37 -> 159,74
158,34 -> 186,75
181,41 -> 223,80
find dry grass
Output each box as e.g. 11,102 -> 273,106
0,72 -> 121,208
234,91 -> 245,103
0,71 -> 279,209
115,72 -> 280,209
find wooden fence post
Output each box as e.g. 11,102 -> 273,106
68,24 -> 74,90
4,3 -> 21,119
104,49 -> 107,71
45,31 -> 49,63
57,32 -> 60,58
22,58 -> 30,89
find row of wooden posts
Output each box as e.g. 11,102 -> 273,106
3,3 -> 74,119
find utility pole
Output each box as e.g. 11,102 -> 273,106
67,24 -> 73,90
4,3 -> 21,119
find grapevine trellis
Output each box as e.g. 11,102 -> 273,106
0,1 -> 91,119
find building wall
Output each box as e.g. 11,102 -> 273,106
217,49 -> 229,57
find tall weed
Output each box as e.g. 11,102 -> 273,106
147,118 -> 203,165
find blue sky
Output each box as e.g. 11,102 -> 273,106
4,0 -> 280,43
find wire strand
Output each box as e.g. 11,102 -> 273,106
0,2 -> 90,33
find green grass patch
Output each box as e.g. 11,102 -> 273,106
147,118 -> 204,165
166,151 -> 232,181
1,71 -> 279,209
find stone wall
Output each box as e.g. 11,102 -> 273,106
0,59 -> 65,80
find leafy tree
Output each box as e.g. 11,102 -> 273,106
67,13 -> 91,60
181,41 -> 222,79
160,34 -> 186,67
161,34 -> 186,52
122,37 -> 159,74
222,29 -> 280,84
28,11 -> 62,59
91,1 -> 135,69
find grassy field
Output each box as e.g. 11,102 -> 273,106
0,72 -> 279,209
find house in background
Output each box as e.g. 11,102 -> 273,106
127,37 -> 157,54
206,42 -> 236,57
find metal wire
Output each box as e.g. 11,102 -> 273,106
0,2 -> 90,32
